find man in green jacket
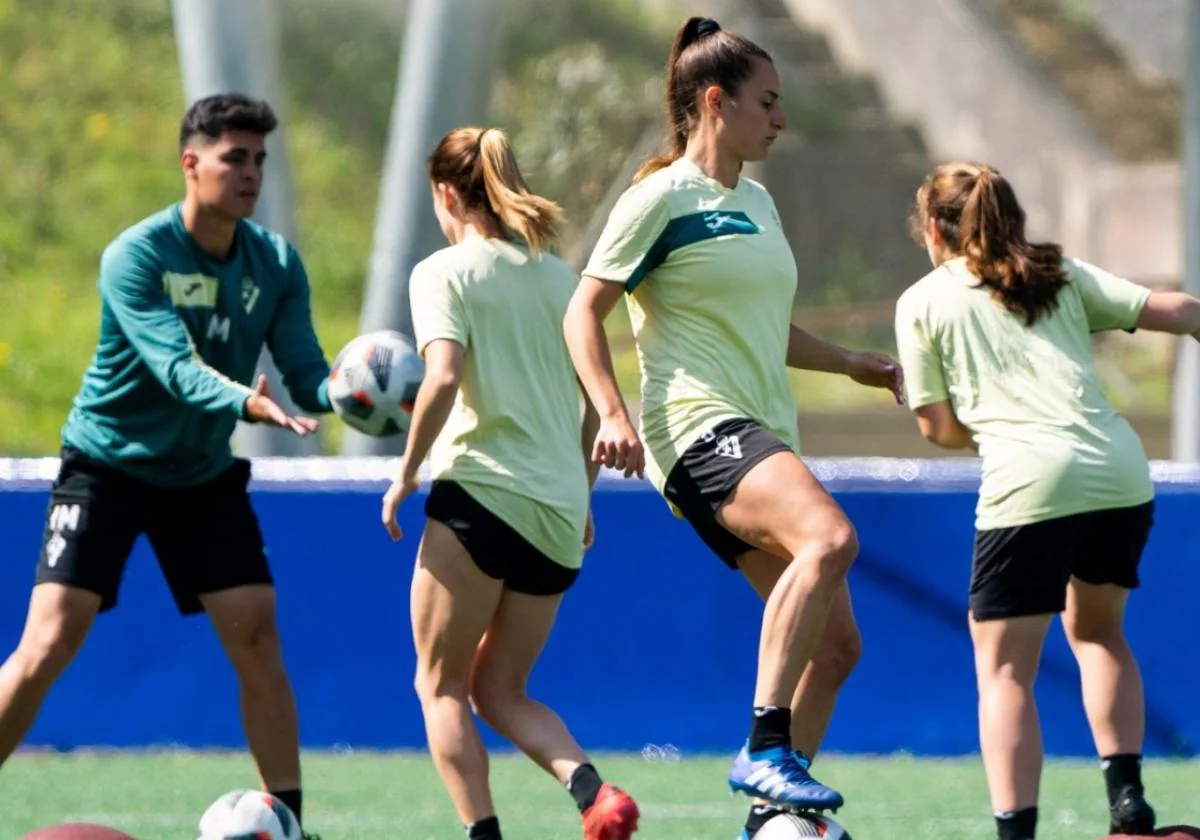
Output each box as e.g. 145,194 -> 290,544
0,93 -> 328,836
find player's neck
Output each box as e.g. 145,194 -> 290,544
455,213 -> 503,244
685,141 -> 741,190
181,197 -> 238,259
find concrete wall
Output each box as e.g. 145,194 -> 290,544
780,0 -> 1112,240
778,0 -> 1184,287
1089,0 -> 1185,85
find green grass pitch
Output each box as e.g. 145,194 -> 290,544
2,751 -> 1198,839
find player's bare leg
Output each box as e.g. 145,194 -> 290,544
739,561 -> 861,759
1062,578 -> 1154,833
969,612 -> 1053,827
203,586 -> 302,798
0,583 -> 100,767
411,520 -> 504,830
737,558 -> 860,835
718,451 -> 856,813
470,588 -> 639,839
788,585 -> 861,757
470,589 -> 585,777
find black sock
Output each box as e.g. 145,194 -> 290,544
748,706 -> 792,753
995,806 -> 1038,840
271,788 -> 302,828
567,763 -> 604,812
466,816 -> 502,839
1102,753 -> 1144,806
744,803 -> 786,838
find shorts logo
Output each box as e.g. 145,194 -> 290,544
49,503 -> 81,532
44,503 -> 81,569
44,532 -> 67,568
714,434 -> 743,460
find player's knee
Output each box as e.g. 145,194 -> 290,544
468,672 -> 523,727
413,666 -> 469,706
15,621 -> 87,683
1065,612 -> 1126,648
805,517 -> 858,581
225,621 -> 284,677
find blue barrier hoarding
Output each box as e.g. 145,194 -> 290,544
1,458 -> 1196,757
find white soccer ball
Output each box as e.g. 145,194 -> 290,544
755,812 -> 853,839
197,789 -> 302,840
328,329 -> 425,437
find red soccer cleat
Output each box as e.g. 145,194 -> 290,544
582,783 -> 640,839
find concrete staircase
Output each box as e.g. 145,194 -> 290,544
770,0 -> 1185,290
722,0 -> 937,315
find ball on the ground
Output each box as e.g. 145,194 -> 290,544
1098,828 -> 1200,839
328,329 -> 424,437
20,826 -> 136,840
197,790 -> 301,840
756,812 -> 852,839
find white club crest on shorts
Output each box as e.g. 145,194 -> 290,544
49,503 -> 81,532
44,532 -> 67,568
714,434 -> 743,460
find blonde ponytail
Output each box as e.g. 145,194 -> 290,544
427,126 -> 564,255
475,129 -> 562,255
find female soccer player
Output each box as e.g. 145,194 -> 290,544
381,127 -> 639,840
895,161 -> 1200,840
563,16 -> 904,836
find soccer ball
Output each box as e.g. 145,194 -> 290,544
328,329 -> 424,436
197,790 -> 302,840
755,812 -> 852,839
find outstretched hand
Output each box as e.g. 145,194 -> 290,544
242,374 -> 321,436
846,352 -> 905,405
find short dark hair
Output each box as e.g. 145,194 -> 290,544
179,93 -> 278,153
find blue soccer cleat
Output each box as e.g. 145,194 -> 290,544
728,744 -> 844,812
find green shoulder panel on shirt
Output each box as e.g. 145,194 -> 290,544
625,210 -> 761,293
584,158 -> 801,491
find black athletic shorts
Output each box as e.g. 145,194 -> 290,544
35,448 -> 273,615
970,500 -> 1155,621
424,480 -> 579,596
662,417 -> 793,569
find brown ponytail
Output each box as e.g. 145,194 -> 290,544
634,16 -> 772,182
428,126 -> 563,255
911,162 -> 1068,326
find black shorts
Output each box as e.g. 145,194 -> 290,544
662,417 -> 793,569
35,448 -> 273,615
424,480 -> 579,596
970,500 -> 1155,621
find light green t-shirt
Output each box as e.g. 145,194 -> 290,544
409,237 -> 588,569
583,157 -> 800,493
894,256 -> 1154,530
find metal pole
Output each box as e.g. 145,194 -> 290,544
1173,0 -> 1200,460
172,0 -> 320,457
341,0 -> 504,456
